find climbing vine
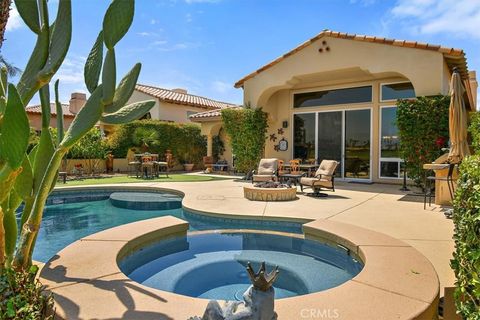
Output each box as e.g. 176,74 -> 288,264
397,95 -> 450,187
221,106 -> 268,173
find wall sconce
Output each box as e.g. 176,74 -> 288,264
282,120 -> 288,128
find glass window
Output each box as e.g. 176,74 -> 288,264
380,161 -> 399,178
294,86 -> 372,108
317,112 -> 343,176
344,109 -> 370,179
380,107 -> 400,159
294,113 -> 316,161
381,82 -> 415,101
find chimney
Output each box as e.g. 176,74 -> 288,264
469,71 -> 477,111
69,92 -> 87,114
172,88 -> 187,94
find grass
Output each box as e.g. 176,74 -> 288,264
55,173 -> 232,187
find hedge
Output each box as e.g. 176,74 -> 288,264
397,96 -> 450,187
451,155 -> 480,319
469,112 -> 480,154
106,120 -> 207,166
221,106 -> 268,173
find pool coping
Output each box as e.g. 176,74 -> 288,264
40,186 -> 440,320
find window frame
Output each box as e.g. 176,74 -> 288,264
293,85 -> 373,108
380,81 -> 416,103
378,105 -> 403,179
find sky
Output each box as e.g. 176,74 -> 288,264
4,0 -> 480,106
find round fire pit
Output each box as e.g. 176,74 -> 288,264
243,183 -> 297,201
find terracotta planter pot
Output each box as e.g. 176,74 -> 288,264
183,163 -> 194,171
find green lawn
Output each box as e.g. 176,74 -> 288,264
55,174 -> 232,187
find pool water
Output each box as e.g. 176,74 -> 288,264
120,232 -> 363,300
28,190 -> 303,262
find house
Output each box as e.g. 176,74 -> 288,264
26,92 -> 86,131
129,84 -> 237,123
192,30 -> 478,183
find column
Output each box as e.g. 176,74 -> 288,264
207,134 -> 213,157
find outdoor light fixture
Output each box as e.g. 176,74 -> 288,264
282,120 -> 288,128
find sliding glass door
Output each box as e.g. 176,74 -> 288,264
293,108 -> 371,180
317,111 -> 343,176
344,109 -> 371,179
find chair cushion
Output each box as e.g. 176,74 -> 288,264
314,160 -> 338,180
300,177 -> 332,187
258,158 -> 278,175
253,174 -> 275,182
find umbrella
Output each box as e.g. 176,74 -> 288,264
448,68 -> 470,163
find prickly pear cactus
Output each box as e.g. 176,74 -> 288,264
0,0 -> 155,270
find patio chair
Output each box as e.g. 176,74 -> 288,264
300,160 -> 338,196
423,163 -> 457,209
251,158 -> 278,183
289,159 -> 301,174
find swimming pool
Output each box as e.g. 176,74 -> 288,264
120,231 -> 363,300
29,189 -> 303,262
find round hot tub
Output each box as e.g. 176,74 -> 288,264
119,231 -> 363,301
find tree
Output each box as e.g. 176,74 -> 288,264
68,127 -> 107,175
0,0 -> 11,49
132,127 -> 159,152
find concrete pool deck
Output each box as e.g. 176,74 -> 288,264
44,178 -> 455,319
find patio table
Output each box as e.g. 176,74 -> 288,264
283,163 -> 318,176
423,163 -> 458,205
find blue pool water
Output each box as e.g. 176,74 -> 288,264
120,232 -> 363,300
29,189 -> 303,262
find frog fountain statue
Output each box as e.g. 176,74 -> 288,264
189,262 -> 279,320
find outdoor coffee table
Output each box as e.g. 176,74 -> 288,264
279,173 -> 304,186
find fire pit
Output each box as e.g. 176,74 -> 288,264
243,182 -> 297,201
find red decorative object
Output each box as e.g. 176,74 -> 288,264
269,134 -> 277,142
274,145 -> 280,152
277,128 -> 284,135
435,136 -> 446,148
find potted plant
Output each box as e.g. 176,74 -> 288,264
183,152 -> 194,171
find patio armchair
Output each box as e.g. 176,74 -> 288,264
251,158 -> 278,183
299,160 -> 339,196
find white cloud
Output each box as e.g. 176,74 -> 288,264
390,0 -> 480,39
53,55 -> 86,85
6,5 -> 23,31
211,80 -> 231,94
155,41 -> 200,51
186,13 -> 193,23
349,0 -> 378,6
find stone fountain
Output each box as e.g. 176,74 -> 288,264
190,262 -> 279,320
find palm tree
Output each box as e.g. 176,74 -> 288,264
132,127 -> 160,152
0,0 -> 11,50
0,55 -> 20,76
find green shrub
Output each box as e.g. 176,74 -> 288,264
68,128 -> 108,174
469,112 -> 480,154
451,155 -> 480,319
106,120 -> 207,166
221,106 -> 268,173
397,96 -> 450,187
0,266 -> 54,320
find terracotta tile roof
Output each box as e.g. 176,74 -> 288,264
189,106 -> 241,120
26,103 -> 75,117
234,29 -> 469,88
135,84 -> 237,110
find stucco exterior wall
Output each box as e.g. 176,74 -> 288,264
128,90 -> 213,123
242,37 -> 449,107
28,113 -> 75,131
